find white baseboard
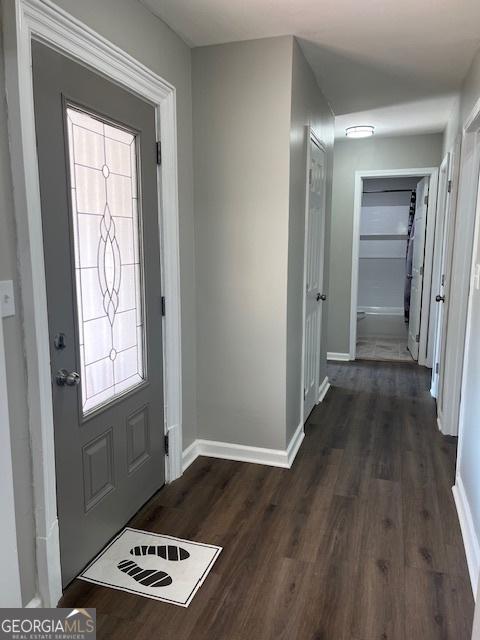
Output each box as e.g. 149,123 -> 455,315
453,476 -> 479,597
26,596 -> 42,608
317,376 -> 330,403
286,422 -> 305,467
358,305 -> 403,316
182,440 -> 199,473
327,352 -> 350,361
182,423 -> 305,473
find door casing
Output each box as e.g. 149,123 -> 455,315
349,167 -> 439,365
3,0 -> 182,607
441,101 -> 480,437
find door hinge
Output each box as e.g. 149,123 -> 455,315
309,168 -> 312,186
424,195 -> 429,206
435,362 -> 439,374
441,273 -> 445,286
419,266 -> 424,277
156,141 -> 162,165
447,179 -> 452,193
161,296 -> 166,316
164,433 -> 169,456
416,333 -> 420,343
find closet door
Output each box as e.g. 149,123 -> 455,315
407,177 -> 429,360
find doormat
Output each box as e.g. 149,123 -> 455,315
79,528 -> 222,607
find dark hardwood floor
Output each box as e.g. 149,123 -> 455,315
61,360 -> 474,639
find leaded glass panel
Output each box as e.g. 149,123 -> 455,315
66,106 -> 145,414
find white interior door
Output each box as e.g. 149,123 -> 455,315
303,138 -> 326,420
408,177 -> 429,360
431,153 -> 453,398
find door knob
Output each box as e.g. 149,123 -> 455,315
316,293 -> 327,301
56,369 -> 80,386
435,294 -> 445,303
407,274 -> 413,280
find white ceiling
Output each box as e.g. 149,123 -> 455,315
141,0 -> 480,138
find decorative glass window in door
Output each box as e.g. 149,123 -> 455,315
66,106 -> 145,414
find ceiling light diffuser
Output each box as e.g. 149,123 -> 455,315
345,125 -> 375,139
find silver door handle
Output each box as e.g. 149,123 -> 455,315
56,369 -> 80,386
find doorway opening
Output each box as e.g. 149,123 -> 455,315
356,176 -> 422,362
350,168 -> 439,365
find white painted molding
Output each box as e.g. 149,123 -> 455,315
327,352 -> 351,361
358,306 -> 403,316
3,0 -> 182,606
182,424 -> 306,472
182,441 -> 198,473
286,423 -> 305,468
453,477 -> 480,596
350,167 -> 439,361
26,596 -> 42,608
317,376 -> 330,403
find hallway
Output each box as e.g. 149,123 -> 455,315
61,361 -> 474,639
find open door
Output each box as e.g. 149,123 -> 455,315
408,177 -> 429,360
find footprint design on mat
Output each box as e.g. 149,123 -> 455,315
129,544 -> 190,561
117,559 -> 173,587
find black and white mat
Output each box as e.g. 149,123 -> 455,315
79,528 -> 222,607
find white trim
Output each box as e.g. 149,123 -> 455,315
0,313 -> 23,607
181,424 -> 306,472
441,103 -> 480,437
327,352 -> 351,361
182,441 -> 199,473
357,306 -> 404,316
317,376 -> 330,403
453,478 -> 480,596
286,422 -> 305,467
26,596 -> 42,608
3,0 -> 182,607
350,167 -> 439,362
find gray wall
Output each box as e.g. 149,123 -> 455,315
1,0 -> 196,604
0,25 -> 36,606
192,36 -> 334,449
286,40 -> 334,441
327,133 -> 443,355
192,37 -> 293,449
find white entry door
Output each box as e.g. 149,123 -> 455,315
303,137 -> 326,419
408,177 -> 430,360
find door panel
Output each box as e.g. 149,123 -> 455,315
32,41 -> 165,586
408,177 -> 429,360
431,154 -> 451,399
303,140 -> 326,419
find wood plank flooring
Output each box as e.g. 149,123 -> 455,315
60,360 -> 474,639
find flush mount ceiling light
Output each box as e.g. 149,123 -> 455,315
345,125 -> 375,139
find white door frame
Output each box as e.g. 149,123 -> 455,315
300,126 -> 327,423
430,140 -> 460,401
440,99 -> 480,437
350,167 -> 439,363
454,113 -> 480,593
3,0 -> 182,607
